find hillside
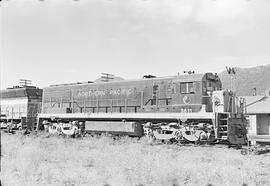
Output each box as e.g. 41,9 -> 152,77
219,64 -> 270,96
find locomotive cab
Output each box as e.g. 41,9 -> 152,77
202,73 -> 222,112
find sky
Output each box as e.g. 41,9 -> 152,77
1,0 -> 270,89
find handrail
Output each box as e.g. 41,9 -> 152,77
145,97 -> 172,106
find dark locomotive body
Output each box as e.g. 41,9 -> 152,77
0,86 -> 43,130
41,73 -> 221,115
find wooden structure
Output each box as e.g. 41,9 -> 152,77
242,92 -> 270,145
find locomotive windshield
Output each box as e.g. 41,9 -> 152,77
206,81 -> 214,91
203,73 -> 222,93
202,79 -> 221,95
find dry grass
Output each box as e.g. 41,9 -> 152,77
1,132 -> 270,186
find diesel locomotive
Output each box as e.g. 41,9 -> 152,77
35,72 -> 247,144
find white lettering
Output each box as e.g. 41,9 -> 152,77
76,88 -> 133,98
180,108 -> 193,113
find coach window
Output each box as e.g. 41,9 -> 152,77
180,82 -> 194,94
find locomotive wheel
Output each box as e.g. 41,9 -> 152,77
145,129 -> 155,139
48,123 -> 61,135
180,128 -> 206,142
173,131 -> 183,143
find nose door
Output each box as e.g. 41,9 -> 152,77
212,91 -> 225,113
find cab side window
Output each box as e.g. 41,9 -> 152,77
180,82 -> 194,94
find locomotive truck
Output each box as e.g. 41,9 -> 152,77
34,72 -> 247,144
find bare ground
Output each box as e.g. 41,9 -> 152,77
1,132 -> 270,186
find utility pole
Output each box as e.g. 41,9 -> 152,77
226,67 -> 236,91
19,79 -> 32,87
101,73 -> 114,82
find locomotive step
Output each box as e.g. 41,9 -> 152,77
217,136 -> 228,140
219,125 -> 228,128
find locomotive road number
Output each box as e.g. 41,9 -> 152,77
180,108 -> 193,113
